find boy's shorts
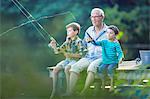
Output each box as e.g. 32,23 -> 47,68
98,63 -> 118,78
56,59 -> 77,69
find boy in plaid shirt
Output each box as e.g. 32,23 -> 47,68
49,22 -> 86,99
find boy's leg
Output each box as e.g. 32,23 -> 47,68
64,66 -> 71,94
98,64 -> 107,90
81,58 -> 102,94
50,60 -> 68,99
107,63 -> 117,91
68,58 -> 91,95
64,60 -> 76,94
109,77 -> 114,92
50,66 -> 62,99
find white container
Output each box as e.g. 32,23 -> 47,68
140,50 -> 150,65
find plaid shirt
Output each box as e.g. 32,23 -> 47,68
57,36 -> 87,58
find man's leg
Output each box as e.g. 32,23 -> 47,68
80,71 -> 95,94
68,71 -> 79,94
81,59 -> 102,94
68,58 -> 90,95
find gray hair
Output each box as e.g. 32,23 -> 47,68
91,8 -> 105,17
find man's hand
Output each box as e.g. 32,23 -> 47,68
86,37 -> 93,43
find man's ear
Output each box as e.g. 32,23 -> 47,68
102,15 -> 105,20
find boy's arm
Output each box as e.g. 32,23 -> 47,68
85,35 -> 103,46
64,53 -> 81,59
84,32 -> 104,46
78,40 -> 88,57
58,41 -> 67,52
48,40 -> 67,54
116,43 -> 124,64
91,40 -> 103,46
48,39 -> 60,54
86,32 -> 97,44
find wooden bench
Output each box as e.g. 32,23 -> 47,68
47,61 -> 150,91
116,61 -> 150,87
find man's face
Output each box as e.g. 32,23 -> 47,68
106,29 -> 116,40
90,10 -> 103,26
66,27 -> 77,38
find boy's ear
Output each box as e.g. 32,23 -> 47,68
75,30 -> 79,35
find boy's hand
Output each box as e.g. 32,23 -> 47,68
64,53 -> 71,58
48,40 -> 57,49
118,59 -> 123,64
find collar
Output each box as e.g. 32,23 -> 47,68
71,36 -> 78,41
92,23 -> 107,32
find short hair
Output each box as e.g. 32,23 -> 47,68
91,8 -> 105,17
66,22 -> 81,34
108,25 -> 119,35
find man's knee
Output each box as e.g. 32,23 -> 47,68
87,59 -> 101,73
70,64 -> 80,74
70,64 -> 82,75
70,71 -> 79,75
87,66 -> 97,74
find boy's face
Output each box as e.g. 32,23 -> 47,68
66,27 -> 78,38
106,29 -> 116,40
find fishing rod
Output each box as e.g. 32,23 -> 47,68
0,11 -> 73,37
11,0 -> 56,42
86,32 -> 96,44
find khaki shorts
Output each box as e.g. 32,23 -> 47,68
87,58 -> 102,73
70,58 -> 92,74
70,58 -> 102,74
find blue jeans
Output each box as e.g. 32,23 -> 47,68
98,63 -> 118,79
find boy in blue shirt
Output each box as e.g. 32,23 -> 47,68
87,25 -> 124,91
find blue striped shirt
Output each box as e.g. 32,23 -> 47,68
94,40 -> 124,64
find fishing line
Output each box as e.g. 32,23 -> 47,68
0,11 -> 75,38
